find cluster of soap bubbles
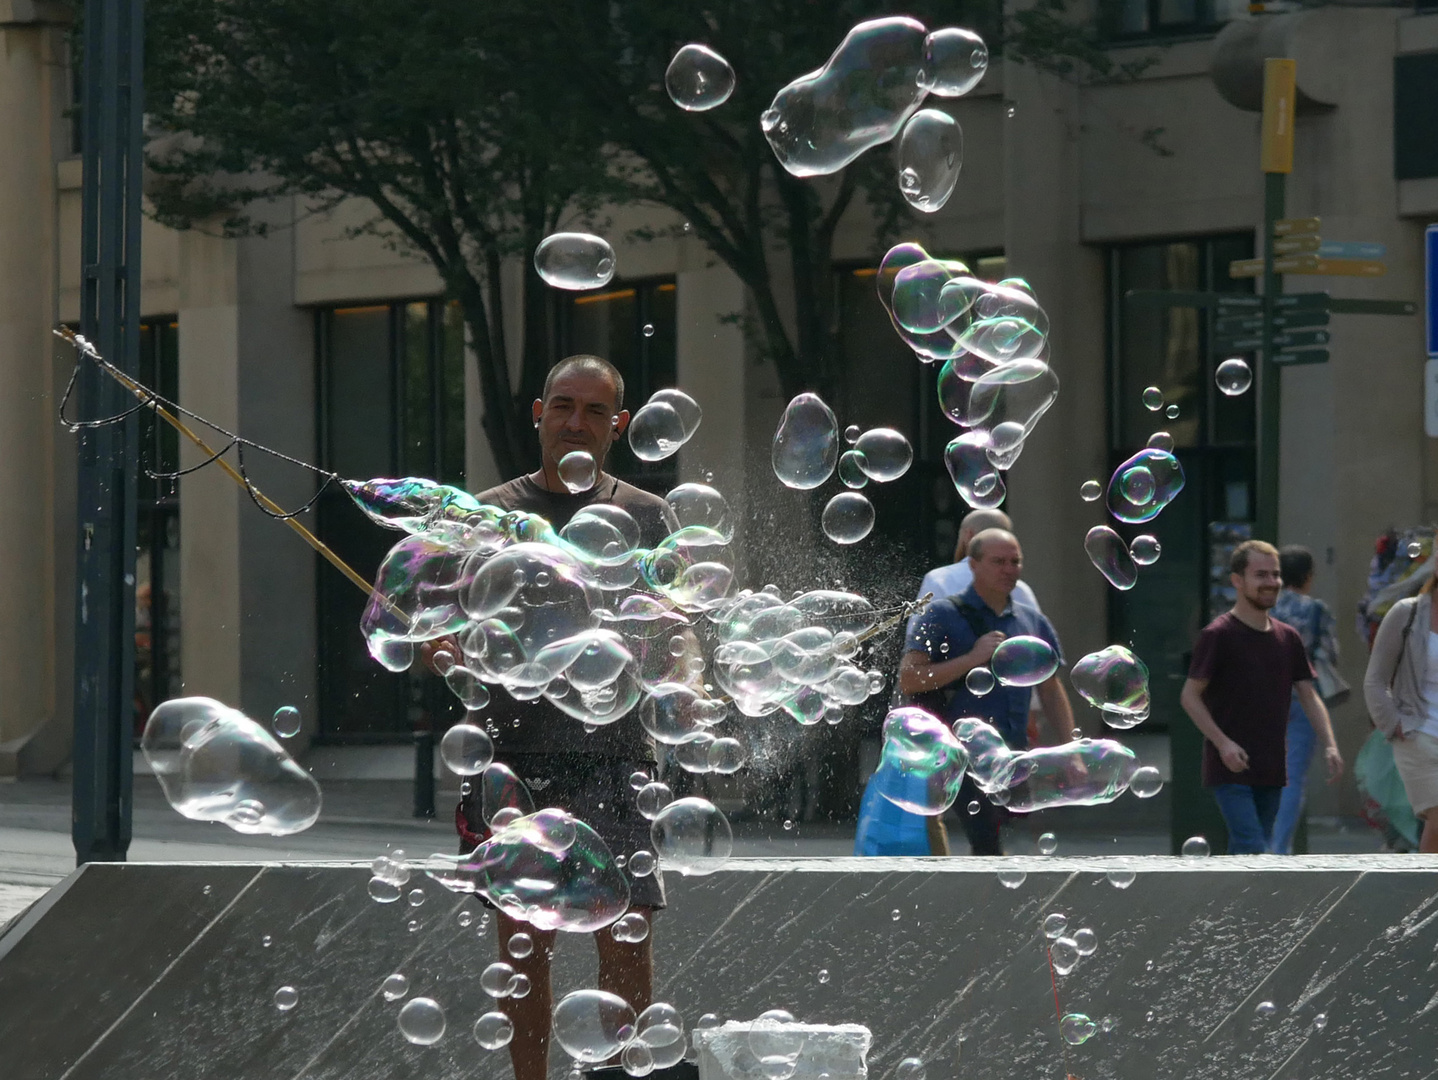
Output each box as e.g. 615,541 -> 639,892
761,16 -> 985,214
139,697 -> 322,836
553,990 -> 688,1072
629,389 -> 702,462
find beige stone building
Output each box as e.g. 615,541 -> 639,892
3,3 -> 1438,829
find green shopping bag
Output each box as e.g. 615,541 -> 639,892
1355,729 -> 1421,849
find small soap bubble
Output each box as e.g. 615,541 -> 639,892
1142,386 -> 1163,411
274,985 -> 298,1011
1050,937 -> 1080,975
1107,869 -> 1136,889
892,909 -> 902,921
508,932 -> 534,959
921,26 -> 988,96
1131,535 -> 1161,565
553,989 -> 638,1063
407,888 -> 426,907
967,800 -> 980,815
1101,1016 -> 1117,1033
665,43 -> 736,112
481,962 -> 516,998
1038,832 -> 1058,855
1080,480 -> 1102,501
474,1010 -> 515,1050
992,636 -> 1059,686
1255,1000 -> 1277,1018
1086,526 -> 1138,590
773,393 -> 839,489
1145,959 -> 1155,971
821,492 -> 874,545
629,402 -> 688,462
1313,1012 -> 1329,1031
896,108 -> 963,213
1146,1009 -> 1156,1022
643,323 -> 655,338
895,1058 -> 927,1080
1060,1013 -> 1097,1046
1073,927 -> 1097,955
1071,645 -> 1150,728
1182,835 -> 1211,858
1165,404 -> 1179,419
534,233 -> 615,290
1408,540 -> 1424,559
440,723 -> 494,776
507,973 -> 532,999
1216,358 -> 1252,396
818,969 -> 830,984
783,819 -> 795,831
611,912 -> 650,943
271,706 -> 301,738
202,884 -> 212,895
998,868 -> 1027,888
1146,430 -> 1174,452
382,973 -> 410,1001
651,797 -> 733,875
628,849 -> 657,877
558,451 -> 598,494
1130,766 -> 1163,798
636,781 -> 673,820
262,934 -> 272,947
368,877 -> 401,903
853,428 -> 913,481
457,910 -> 473,928
844,424 -> 861,444
407,918 -> 421,932
1043,912 -> 1068,939
965,666 -> 995,696
398,997 -> 446,1045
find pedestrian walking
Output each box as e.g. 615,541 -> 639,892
1180,540 -> 1344,854
916,508 -> 1042,612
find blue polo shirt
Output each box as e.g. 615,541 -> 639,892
904,584 -> 1064,749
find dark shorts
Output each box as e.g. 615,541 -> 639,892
457,752 -> 666,911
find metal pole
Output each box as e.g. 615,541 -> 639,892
1256,170 -> 1285,544
73,0 -> 143,864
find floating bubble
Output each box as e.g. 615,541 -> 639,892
1131,535 -> 1161,565
629,402 -> 687,462
272,706 -> 300,738
844,424 -> 861,443
481,962 -> 516,998
878,244 -> 969,361
457,909 -> 473,927
407,888 -> 425,907
966,800 -> 980,815
750,1009 -> 806,1080
920,27 -> 988,96
382,973 -> 409,1001
1085,526 -> 1137,591
1070,645 -> 1150,728
507,973 -> 532,999
398,997 -> 446,1045
1147,430 -> 1174,452
1256,1001 -> 1276,1018
772,393 -> 839,489
535,233 -> 616,290
1215,358 -> 1251,396
1038,833 -> 1059,856
1142,386 -> 1163,411
643,323 -> 655,337
707,736 -> 747,774
957,304 -> 1052,370
141,697 -> 322,836
1182,835 -> 1210,858
474,1011 -> 515,1050
508,932 -> 534,959
1128,766 -> 1162,797
1165,403 -> 1179,419
875,707 -> 970,815
665,44 -> 736,112
897,108 -> 962,213
652,797 -> 733,875
623,1040 -> 655,1076
854,428 -> 913,481
636,782 -> 674,820
991,636 -> 1058,687
895,1057 -> 927,1080
838,450 -> 869,488
944,431 -> 1005,509
1120,465 -> 1155,506
666,484 -> 731,540
762,17 -> 928,177
1043,912 -> 1067,938
1407,540 -> 1424,559
439,723 -> 494,776
1080,480 -> 1101,501
1073,927 -> 1097,955
274,985 -> 298,1011
558,451 -> 597,494
1314,1012 -> 1328,1031
821,492 -> 875,545
965,666 -> 995,696
1050,937 -> 1080,975
998,868 -> 1026,888
649,389 -> 702,439
553,989 -> 638,1063
611,912 -> 650,943
1106,868 -> 1136,889
368,877 -> 401,903
1061,1013 -> 1097,1045
629,850 -> 656,877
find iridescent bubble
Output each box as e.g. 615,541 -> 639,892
474,1011 -> 515,1050
895,1057 -> 927,1080
1085,526 -> 1137,591
956,299 -> 1051,369
478,763 -> 535,826
821,493 -> 875,545
508,932 -> 534,959
629,402 -> 687,462
558,451 -> 597,494
772,393 -> 839,489
274,985 -> 298,1011
382,973 -> 409,1001
651,797 -> 733,875
1165,403 -> 1179,419
666,484 -> 732,540
552,989 -> 637,1063
854,428 -> 913,481
1107,449 -> 1185,524
896,108 -> 962,213
1146,430 -> 1174,452
272,706 -> 301,738
1043,912 -> 1068,938
1038,833 -> 1059,856
665,44 -> 736,112
636,782 -> 674,820
762,17 -> 928,178
874,707 -> 970,815
141,697 -> 322,836
965,666 -> 995,696
998,868 -> 1026,888
920,27 -> 988,96
611,912 -> 650,943
1129,766 -> 1163,798
1061,1013 -> 1097,1045
1070,645 -> 1150,728
944,431 -> 1005,510
1131,535 -> 1161,565
398,997 -> 446,1045
990,636 -> 1058,687
1073,927 -> 1097,955
481,962 -> 516,998
1080,480 -> 1101,501
1106,868 -> 1136,889
1182,835 -> 1210,858
838,450 -> 869,489
1142,386 -> 1163,411
439,723 -> 494,776
534,233 -> 616,291
878,243 -> 969,361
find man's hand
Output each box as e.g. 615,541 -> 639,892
1323,743 -> 1345,782
968,631 -> 1006,665
1218,738 -> 1249,773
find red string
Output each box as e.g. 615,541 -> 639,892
1047,944 -> 1077,1080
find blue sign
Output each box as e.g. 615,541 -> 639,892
1318,241 -> 1386,260
1428,225 -> 1438,358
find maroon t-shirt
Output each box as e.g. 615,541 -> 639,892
1188,612 -> 1314,788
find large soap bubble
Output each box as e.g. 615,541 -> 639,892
964,359 -> 1058,434
1084,526 -> 1138,590
558,451 -> 597,494
853,428 -> 913,481
439,722 -> 494,776
772,393 -> 839,489
762,17 -> 928,177
920,27 -> 988,96
821,492 -> 875,545
650,796 -> 733,875
1106,448 -> 1185,524
990,636 -> 1058,687
993,738 -> 1141,812
141,697 -> 322,836
1070,645 -> 1151,729
876,243 -> 969,360
876,707 -> 970,815
628,402 -> 687,462
553,990 -> 637,1063
944,431 -> 1005,509
897,108 -> 962,213
665,44 -> 736,112
666,483 -> 732,541
535,233 -> 616,290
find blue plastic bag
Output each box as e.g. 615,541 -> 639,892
854,764 -> 935,856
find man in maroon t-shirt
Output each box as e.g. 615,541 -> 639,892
1180,539 -> 1344,853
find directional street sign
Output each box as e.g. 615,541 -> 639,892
1427,224 -> 1438,358
1273,349 -> 1329,366
1215,310 -> 1330,336
1318,241 -> 1386,260
1229,255 -> 1387,278
1273,216 -> 1320,235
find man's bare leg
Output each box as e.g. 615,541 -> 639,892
596,905 -> 655,1017
499,910 -> 559,1080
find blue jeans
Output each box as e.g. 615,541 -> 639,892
1269,696 -> 1316,854
1210,783 -> 1284,854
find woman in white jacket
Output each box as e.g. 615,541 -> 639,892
1363,576 -> 1438,853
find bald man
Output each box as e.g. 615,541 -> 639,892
917,509 -> 1041,613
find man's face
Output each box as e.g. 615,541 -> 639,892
970,538 -> 1023,597
1233,552 -> 1282,610
532,370 -> 628,473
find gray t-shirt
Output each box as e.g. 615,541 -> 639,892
474,472 -> 678,761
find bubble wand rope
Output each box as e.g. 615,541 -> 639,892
53,327 -> 412,629
1046,943 -> 1078,1080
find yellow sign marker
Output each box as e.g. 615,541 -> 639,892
1273,235 -> 1321,255
1273,217 -> 1320,236
1229,256 -> 1386,279
1261,58 -> 1297,174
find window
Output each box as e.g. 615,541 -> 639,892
556,278 -> 677,493
1104,0 -> 1236,40
1395,53 -> 1438,181
314,299 -> 466,740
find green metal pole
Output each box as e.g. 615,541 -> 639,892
1255,172 -> 1285,544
